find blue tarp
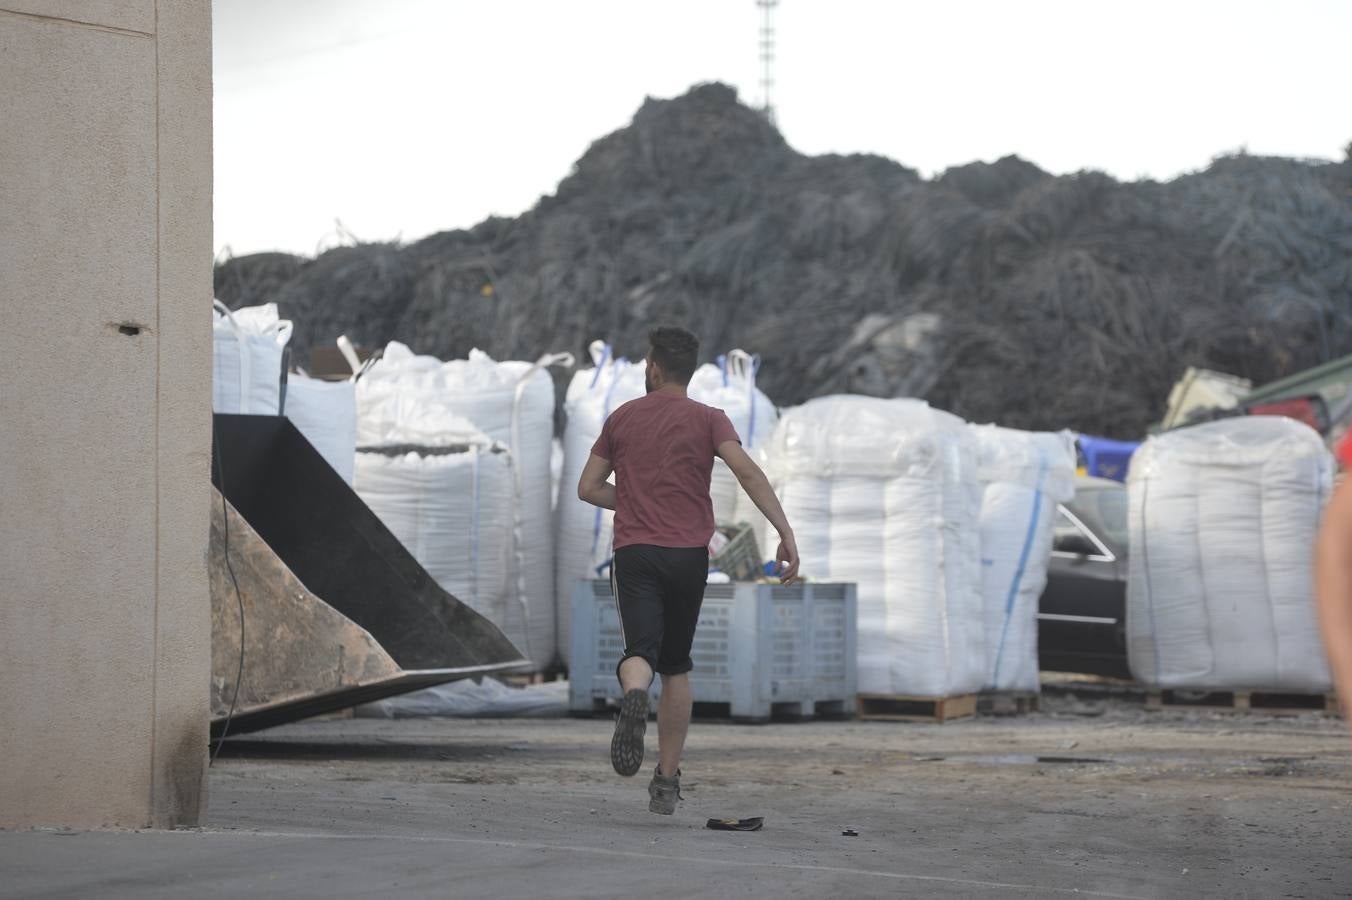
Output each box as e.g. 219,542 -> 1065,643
1077,435 -> 1140,482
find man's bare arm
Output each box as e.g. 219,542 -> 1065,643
718,440 -> 799,583
1315,478 -> 1352,728
577,453 -> 617,511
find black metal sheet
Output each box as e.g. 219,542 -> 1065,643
210,413 -> 527,701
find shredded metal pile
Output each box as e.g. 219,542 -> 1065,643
214,83 -> 1352,438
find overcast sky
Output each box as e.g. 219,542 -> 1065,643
213,0 -> 1351,258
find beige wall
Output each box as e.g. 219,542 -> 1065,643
0,1 -> 212,828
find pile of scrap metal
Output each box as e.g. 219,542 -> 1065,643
1075,358 -> 1352,483
215,84 -> 1352,441
1157,367 -> 1254,431
1156,356 -> 1352,445
209,414 -> 528,737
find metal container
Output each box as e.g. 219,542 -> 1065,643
210,414 -> 529,736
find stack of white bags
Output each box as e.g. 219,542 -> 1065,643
356,342 -> 571,671
208,305 -> 1097,697
214,304 -> 1340,699
211,301 -> 357,484
212,301 -> 291,416
764,396 -> 986,696
971,425 -> 1077,692
354,415 -> 516,639
285,375 -> 358,485
1126,417 -> 1333,692
687,350 -> 779,524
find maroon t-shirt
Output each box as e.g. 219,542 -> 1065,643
591,391 -> 742,551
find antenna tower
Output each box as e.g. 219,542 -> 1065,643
757,0 -> 779,125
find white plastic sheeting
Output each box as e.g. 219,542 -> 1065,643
971,425 -> 1077,692
357,342 -> 572,670
354,677 -> 568,719
764,396 -> 985,697
1127,417 -> 1333,691
688,349 -> 779,524
284,374 -> 357,484
555,341 -> 647,662
212,301 -> 291,414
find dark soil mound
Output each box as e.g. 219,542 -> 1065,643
215,83 -> 1352,438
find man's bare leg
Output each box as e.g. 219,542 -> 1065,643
657,672 -> 692,776
619,655 -> 653,693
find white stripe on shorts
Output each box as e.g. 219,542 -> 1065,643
610,560 -> 628,648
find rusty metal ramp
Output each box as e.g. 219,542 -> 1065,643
210,414 -> 529,736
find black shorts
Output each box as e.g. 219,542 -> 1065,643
611,544 -> 709,683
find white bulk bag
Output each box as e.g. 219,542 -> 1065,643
212,300 -> 292,414
354,676 -> 568,719
556,342 -> 647,662
550,437 -> 564,512
357,342 -> 571,671
970,425 -> 1077,692
1127,417 -> 1333,692
285,374 -> 357,484
766,396 -> 985,697
731,442 -> 777,563
356,343 -> 437,445
355,433 -> 516,644
688,349 -> 779,524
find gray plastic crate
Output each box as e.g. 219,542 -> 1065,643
568,580 -> 857,721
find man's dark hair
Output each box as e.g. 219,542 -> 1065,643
648,325 -> 699,384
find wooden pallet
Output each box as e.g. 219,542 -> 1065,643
978,691 -> 1041,716
1146,689 -> 1339,716
857,692 -> 977,723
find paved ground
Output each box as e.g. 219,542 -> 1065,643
3,694 -> 1351,899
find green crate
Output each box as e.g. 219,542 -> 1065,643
711,523 -> 763,581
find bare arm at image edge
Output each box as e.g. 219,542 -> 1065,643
1315,477 -> 1352,735
577,453 -> 617,511
719,440 -> 800,584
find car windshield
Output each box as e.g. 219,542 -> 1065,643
1067,486 -> 1129,550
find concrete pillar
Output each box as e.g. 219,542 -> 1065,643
0,1 -> 213,828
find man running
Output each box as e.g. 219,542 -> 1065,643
577,325 -> 800,815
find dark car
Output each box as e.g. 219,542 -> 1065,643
1038,477 -> 1131,678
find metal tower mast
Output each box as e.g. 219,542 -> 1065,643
757,0 -> 779,125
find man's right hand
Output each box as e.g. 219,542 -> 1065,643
718,440 -> 801,583
775,535 -> 801,585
